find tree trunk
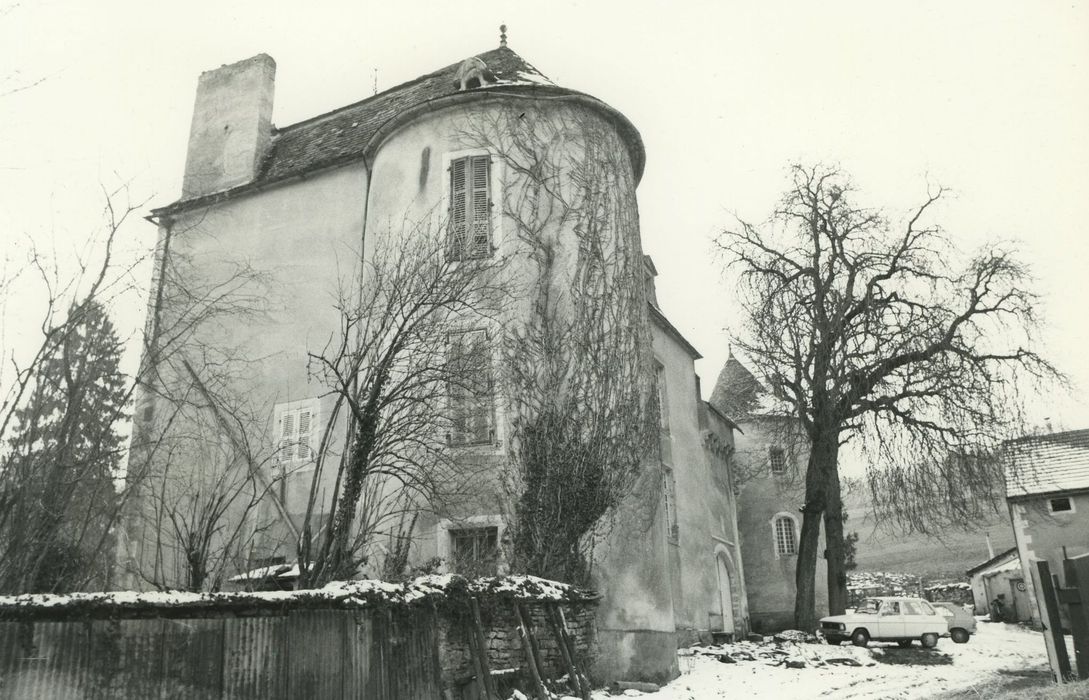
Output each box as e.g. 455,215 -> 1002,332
793,504 -> 823,631
793,430 -> 836,630
823,466 -> 848,616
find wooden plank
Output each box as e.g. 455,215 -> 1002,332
1036,560 -> 1074,682
547,605 -> 588,700
1063,557 -> 1089,681
469,597 -> 498,700
515,603 -> 548,700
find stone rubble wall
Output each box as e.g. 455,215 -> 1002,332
437,600 -> 596,690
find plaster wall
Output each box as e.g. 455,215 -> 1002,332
126,164 -> 369,588
733,419 -> 828,632
1010,492 -> 1089,627
650,328 -> 747,643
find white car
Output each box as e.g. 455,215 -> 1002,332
819,596 -> 948,648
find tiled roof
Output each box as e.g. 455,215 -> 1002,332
965,546 -> 1018,577
1004,428 -> 1089,499
710,355 -> 763,419
154,46 -> 644,217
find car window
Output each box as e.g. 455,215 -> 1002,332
917,601 -> 936,615
901,601 -> 919,615
936,607 -> 953,618
881,601 -> 900,615
857,599 -> 880,614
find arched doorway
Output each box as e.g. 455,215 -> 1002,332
716,552 -> 735,634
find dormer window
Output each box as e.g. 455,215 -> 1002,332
456,57 -> 491,91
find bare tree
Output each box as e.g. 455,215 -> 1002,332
299,218 -> 508,587
717,164 -> 1059,627
122,221 -> 290,591
458,104 -> 658,585
0,190 -> 149,593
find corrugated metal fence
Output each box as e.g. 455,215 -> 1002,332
0,607 -> 443,699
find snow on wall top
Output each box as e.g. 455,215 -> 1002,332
1005,428 -> 1089,499
0,575 -> 595,620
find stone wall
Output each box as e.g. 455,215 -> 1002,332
437,600 -> 596,695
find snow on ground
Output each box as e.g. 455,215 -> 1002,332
597,621 -> 1061,699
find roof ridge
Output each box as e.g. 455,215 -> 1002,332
272,46 -> 522,135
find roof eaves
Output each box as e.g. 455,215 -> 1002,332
965,546 -> 1019,577
648,303 -> 701,360
704,400 -> 740,432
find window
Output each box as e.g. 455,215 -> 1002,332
655,363 -> 670,433
1049,497 -> 1075,513
450,526 -> 499,576
881,601 -> 901,616
275,399 -> 318,466
448,155 -> 491,260
769,446 -> 787,476
448,329 -> 494,445
773,515 -> 797,556
662,465 -> 678,542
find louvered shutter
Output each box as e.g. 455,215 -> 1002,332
449,333 -> 468,439
469,156 -> 491,258
449,158 -> 468,259
466,329 -> 492,443
447,330 -> 493,444
279,411 -> 296,460
297,409 -> 312,459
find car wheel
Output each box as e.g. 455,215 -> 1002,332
951,628 -> 970,644
897,640 -> 913,648
825,636 -> 843,645
921,633 -> 938,649
851,629 -> 870,647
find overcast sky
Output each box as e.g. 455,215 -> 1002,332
1,0 -> 1087,431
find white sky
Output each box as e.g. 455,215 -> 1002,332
1,0 -> 1087,430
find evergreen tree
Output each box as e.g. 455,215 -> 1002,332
0,299 -> 127,593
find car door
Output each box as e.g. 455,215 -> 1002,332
901,601 -> 928,638
877,600 -> 906,639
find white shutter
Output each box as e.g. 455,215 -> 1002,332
297,409 -> 312,459
469,156 -> 491,258
449,158 -> 468,259
279,411 -> 297,460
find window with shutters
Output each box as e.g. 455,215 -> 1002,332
447,329 -> 494,445
275,399 -> 319,469
772,513 -> 798,557
447,154 -> 492,260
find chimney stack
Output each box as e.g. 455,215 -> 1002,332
182,54 -> 276,199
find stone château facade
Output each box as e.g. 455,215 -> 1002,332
122,35 -> 747,682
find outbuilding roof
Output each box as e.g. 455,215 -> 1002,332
154,45 -> 645,217
1004,428 -> 1089,500
965,546 -> 1019,577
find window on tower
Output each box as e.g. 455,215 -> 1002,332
448,155 -> 492,260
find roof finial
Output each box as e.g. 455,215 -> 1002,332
499,24 -> 507,47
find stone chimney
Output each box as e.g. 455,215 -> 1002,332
182,54 -> 276,199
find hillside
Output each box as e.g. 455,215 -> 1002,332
843,491 -> 1017,582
